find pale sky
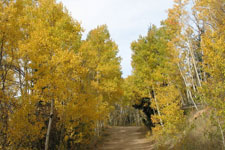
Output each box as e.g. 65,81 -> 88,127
58,0 -> 174,78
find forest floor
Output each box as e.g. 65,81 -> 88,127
95,126 -> 154,150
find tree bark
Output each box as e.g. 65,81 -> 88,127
177,63 -> 198,110
188,43 -> 202,87
217,119 -> 225,149
150,88 -> 164,127
45,99 -> 54,150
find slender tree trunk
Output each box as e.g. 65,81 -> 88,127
18,69 -> 23,95
178,63 -> 198,110
137,111 -> 141,126
188,43 -> 202,87
0,35 -> 4,67
187,51 -> 197,92
96,69 -> 100,136
45,99 -> 54,150
58,104 -> 65,150
179,90 -> 185,106
187,90 -> 198,111
218,119 -> 225,149
150,88 -> 164,127
96,121 -> 100,136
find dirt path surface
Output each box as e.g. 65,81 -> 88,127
96,126 -> 154,150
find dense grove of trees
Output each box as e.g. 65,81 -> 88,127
130,0 -> 225,149
0,0 -> 224,150
0,0 -> 122,149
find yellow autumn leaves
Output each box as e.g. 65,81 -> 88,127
0,0 -> 122,149
130,0 -> 225,148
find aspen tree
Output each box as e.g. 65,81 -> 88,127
194,0 -> 225,147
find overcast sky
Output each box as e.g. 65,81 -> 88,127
58,0 -> 174,78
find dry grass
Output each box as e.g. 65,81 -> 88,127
154,108 -> 223,150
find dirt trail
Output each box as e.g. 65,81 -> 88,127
96,126 -> 154,150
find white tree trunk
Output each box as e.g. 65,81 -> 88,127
188,43 -> 202,87
177,63 -> 198,110
45,99 -> 54,150
150,88 -> 164,127
218,119 -> 225,149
